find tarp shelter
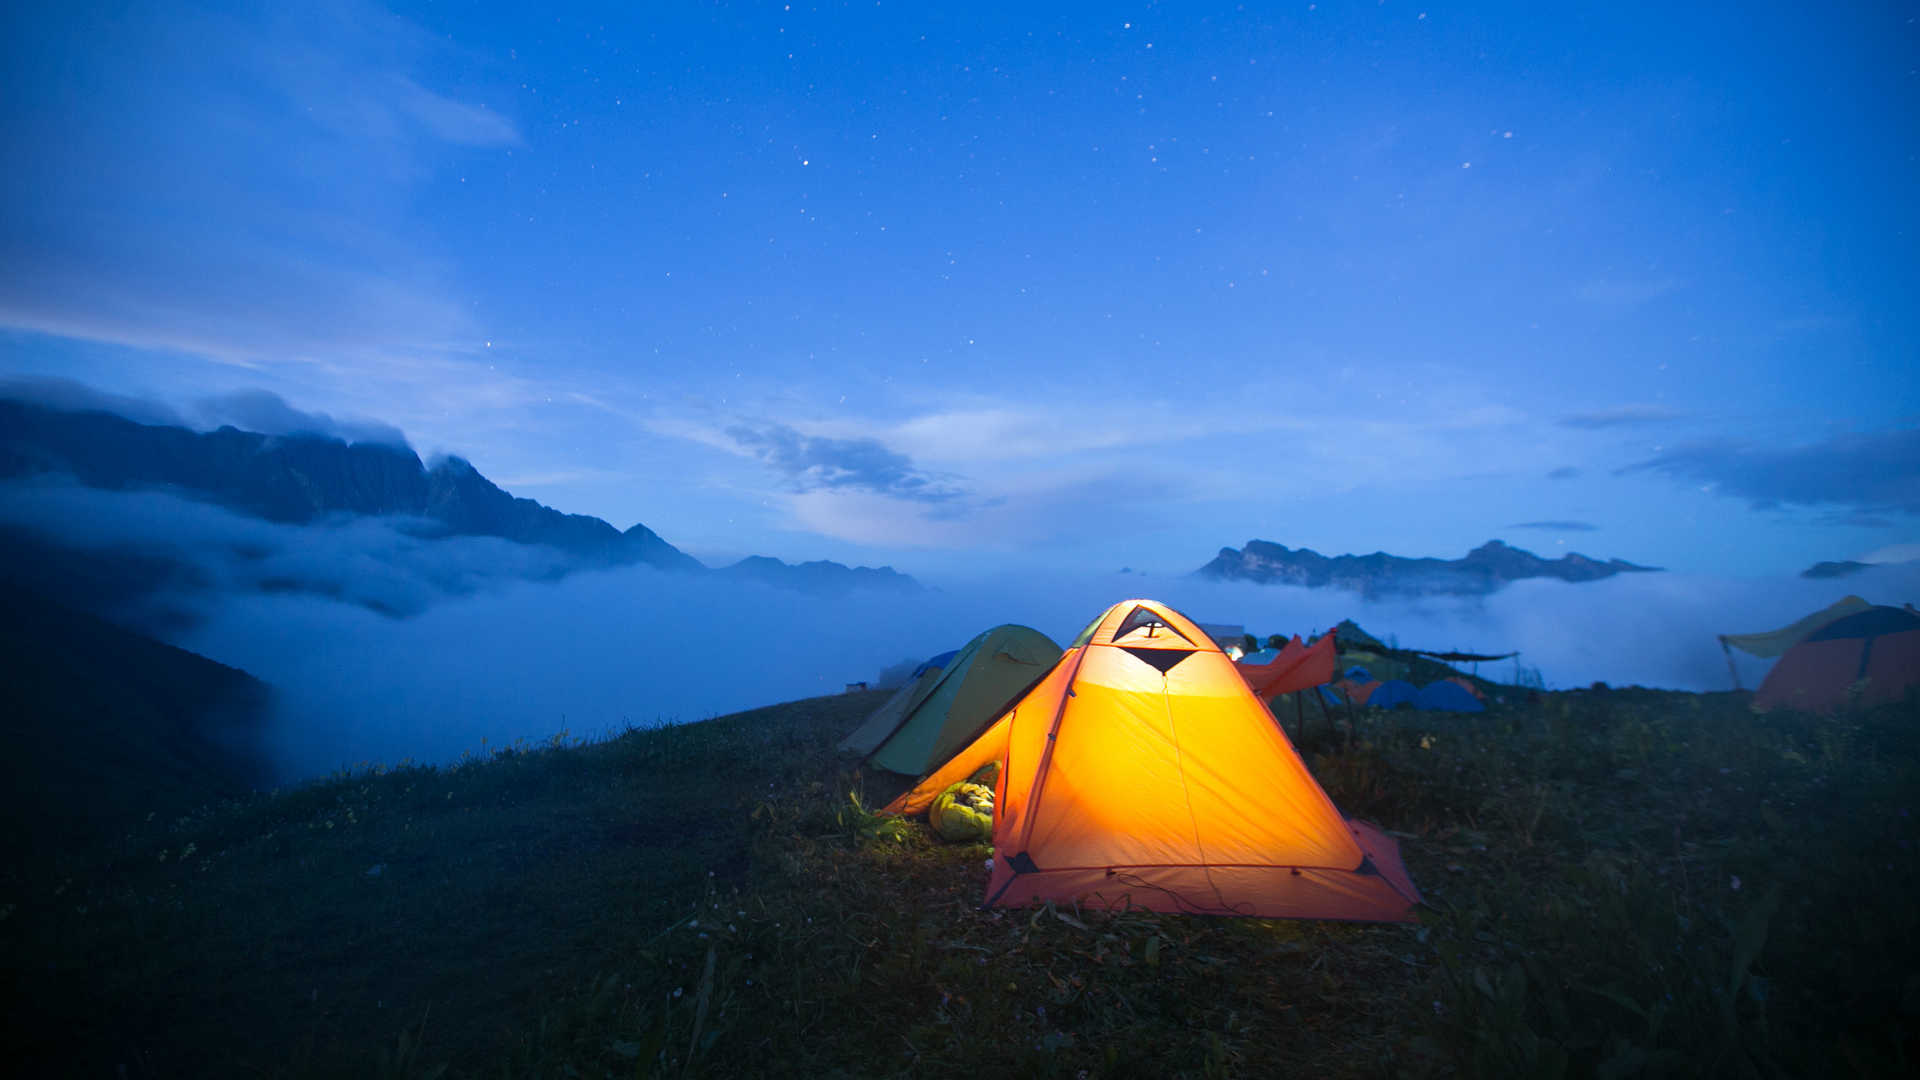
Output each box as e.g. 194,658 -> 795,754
1234,633 -> 1337,699
840,625 -> 1062,776
1750,605 -> 1920,713
885,599 -> 1421,922
1414,680 -> 1485,713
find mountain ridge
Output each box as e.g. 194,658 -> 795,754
1197,538 -> 1661,596
0,398 -> 915,595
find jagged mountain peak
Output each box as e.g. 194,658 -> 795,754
1198,538 -> 1660,597
0,395 -> 912,596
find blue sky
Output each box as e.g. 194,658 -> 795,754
4,0 -> 1916,580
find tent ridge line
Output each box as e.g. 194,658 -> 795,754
856,639 -> 977,767
1006,643 -> 1094,857
927,661 -> 1062,781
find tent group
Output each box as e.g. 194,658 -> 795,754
1720,596 -> 1920,712
844,600 -> 1421,923
1333,669 -> 1486,713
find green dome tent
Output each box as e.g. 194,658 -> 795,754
840,652 -> 955,761
840,624 -> 1062,776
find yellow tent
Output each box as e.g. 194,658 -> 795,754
887,599 -> 1421,922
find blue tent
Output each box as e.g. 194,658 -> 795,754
912,650 -> 960,678
1415,680 -> 1485,713
1344,665 -> 1373,682
1318,684 -> 1347,706
1241,648 -> 1281,666
1367,679 -> 1420,708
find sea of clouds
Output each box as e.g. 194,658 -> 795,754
4,480 -> 1916,782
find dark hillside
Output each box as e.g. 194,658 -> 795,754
0,584 -> 272,861
2,684 -> 1914,1078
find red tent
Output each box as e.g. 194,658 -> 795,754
1753,605 -> 1920,713
1234,634 -> 1336,698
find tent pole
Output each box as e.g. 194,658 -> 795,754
1720,639 -> 1743,691
1294,691 -> 1305,739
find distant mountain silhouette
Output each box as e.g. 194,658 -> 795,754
1801,557 -> 1920,579
0,398 -> 702,571
1197,538 -> 1660,597
0,398 -> 917,597
0,583 -> 273,861
720,555 -> 919,595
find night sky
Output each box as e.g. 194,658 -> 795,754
4,1 -> 1916,580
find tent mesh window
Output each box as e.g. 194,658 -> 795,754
1112,604 -> 1194,646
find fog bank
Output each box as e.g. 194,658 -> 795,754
7,480 -> 1916,782
177,560 -> 1919,781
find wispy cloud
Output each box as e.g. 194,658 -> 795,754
391,78 -> 521,147
0,375 -> 185,428
1621,429 -> 1920,516
778,467 -> 1182,550
1818,511 -> 1895,529
0,1 -> 512,366
726,422 -> 965,503
1547,466 -> 1582,480
1506,520 -> 1599,532
1859,542 -> 1920,564
1560,404 -> 1685,429
194,389 -> 410,447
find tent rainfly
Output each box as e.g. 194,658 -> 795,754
840,625 -> 1062,776
886,599 -> 1421,922
1746,605 -> 1920,713
1717,595 -> 1871,688
1233,633 -> 1336,699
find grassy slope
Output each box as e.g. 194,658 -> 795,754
3,687 -> 1916,1078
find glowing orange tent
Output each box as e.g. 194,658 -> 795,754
886,599 -> 1421,922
